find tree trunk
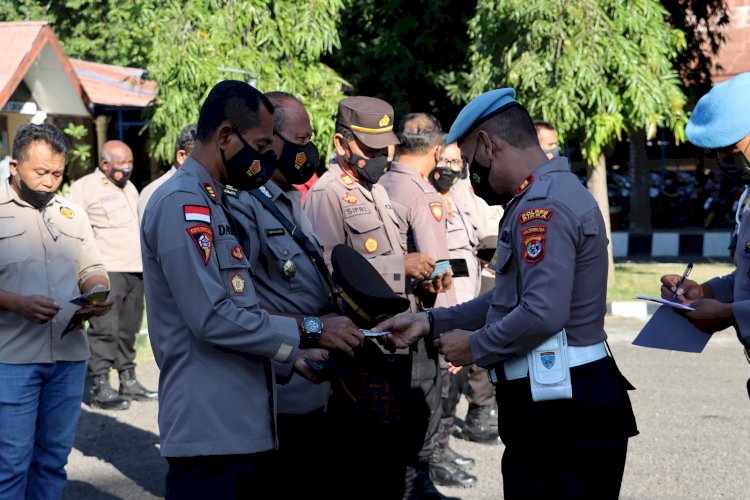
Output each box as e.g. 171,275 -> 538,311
629,129 -> 652,232
587,153 -> 616,286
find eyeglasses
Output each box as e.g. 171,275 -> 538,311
437,158 -> 468,170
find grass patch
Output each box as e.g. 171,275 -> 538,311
607,261 -> 735,302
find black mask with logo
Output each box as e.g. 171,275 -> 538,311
106,167 -> 133,188
469,157 -> 511,206
222,130 -> 278,190
18,179 -> 55,209
718,147 -> 750,185
347,152 -> 389,184
430,166 -> 460,193
275,132 -> 319,185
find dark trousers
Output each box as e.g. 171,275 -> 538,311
165,451 -> 276,500
438,358 -> 469,447
466,364 -> 495,406
271,409 -> 329,496
87,272 -> 144,376
495,357 -> 638,499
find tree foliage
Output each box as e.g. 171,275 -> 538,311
451,0 -> 689,165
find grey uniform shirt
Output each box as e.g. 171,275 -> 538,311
303,162 -> 406,294
140,157 -> 299,457
431,158 -> 609,367
226,181 -> 331,415
0,181 -> 107,363
706,209 -> 750,345
379,162 -> 457,308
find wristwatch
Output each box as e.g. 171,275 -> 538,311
300,316 -> 324,344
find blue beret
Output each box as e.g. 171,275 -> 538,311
447,88 -> 518,145
686,72 -> 750,149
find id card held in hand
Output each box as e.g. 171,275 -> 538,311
69,289 -> 110,307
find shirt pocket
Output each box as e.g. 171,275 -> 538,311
490,238 -> 518,310
215,238 -> 258,309
99,195 -> 131,227
0,218 -> 29,265
264,235 -> 307,293
57,224 -> 85,263
344,214 -> 390,257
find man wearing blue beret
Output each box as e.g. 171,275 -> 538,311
376,87 -> 639,498
661,73 -> 750,375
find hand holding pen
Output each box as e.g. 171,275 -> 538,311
660,262 -> 701,303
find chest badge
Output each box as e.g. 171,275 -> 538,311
429,202 -> 443,222
282,259 -> 297,279
343,191 -> 357,204
60,206 -> 75,219
364,237 -> 378,253
341,174 -> 354,185
186,225 -> 213,265
230,273 -> 246,294
231,245 -> 245,261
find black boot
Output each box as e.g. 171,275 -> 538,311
409,468 -> 462,499
461,404 -> 499,444
442,444 -> 475,470
428,447 -> 477,489
119,368 -> 158,401
91,374 -> 130,410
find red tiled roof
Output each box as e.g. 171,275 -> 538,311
71,58 -> 156,108
713,1 -> 750,83
0,21 -> 89,111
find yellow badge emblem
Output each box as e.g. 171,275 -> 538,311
59,207 -> 74,219
343,191 -> 357,204
230,273 -> 246,294
364,237 -> 378,253
341,174 -> 354,185
429,202 -> 443,222
231,245 -> 245,261
203,182 -> 217,201
379,115 -> 390,127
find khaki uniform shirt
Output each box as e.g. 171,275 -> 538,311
226,181 -> 331,415
67,169 -> 142,272
379,162 -> 457,307
0,180 -> 107,363
141,157 -> 300,457
432,158 -> 609,367
303,162 -> 406,294
137,166 -> 176,223
443,191 -> 482,304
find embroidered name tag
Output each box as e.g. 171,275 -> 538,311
266,228 -> 285,237
344,205 -> 371,217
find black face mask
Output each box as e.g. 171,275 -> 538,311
347,152 -> 389,184
17,179 -> 55,209
543,146 -> 560,159
718,148 -> 750,185
469,157 -> 510,206
430,166 -> 460,193
106,167 -> 133,188
275,132 -> 319,185
222,131 -> 278,190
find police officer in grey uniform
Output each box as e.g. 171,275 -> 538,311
660,73 -> 750,392
140,81 -> 326,498
224,92 -> 364,494
376,88 -> 638,499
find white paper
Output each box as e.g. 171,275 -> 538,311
635,295 -> 695,311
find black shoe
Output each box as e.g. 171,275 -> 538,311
442,445 -> 475,470
119,368 -> 158,401
410,469 -> 463,499
91,374 -> 130,410
461,404 -> 499,445
429,447 -> 477,489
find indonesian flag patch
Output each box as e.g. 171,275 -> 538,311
184,205 -> 211,223
186,225 -> 213,264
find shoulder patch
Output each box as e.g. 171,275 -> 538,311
186,225 -> 213,265
430,202 -> 443,222
59,206 -> 75,219
520,225 -> 547,236
522,231 -> 545,264
519,208 -> 552,225
184,205 -> 211,223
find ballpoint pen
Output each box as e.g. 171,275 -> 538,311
672,262 -> 693,299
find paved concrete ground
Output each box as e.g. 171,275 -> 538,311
63,317 -> 750,499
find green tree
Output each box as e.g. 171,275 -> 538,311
452,0 -> 689,283
145,0 -> 347,165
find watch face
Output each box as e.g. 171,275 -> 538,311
303,316 -> 323,334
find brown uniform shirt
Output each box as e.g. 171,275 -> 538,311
66,169 -> 142,272
303,162 -> 407,294
379,162 -> 457,307
0,180 -> 107,363
137,166 -> 176,223
443,191 -> 481,304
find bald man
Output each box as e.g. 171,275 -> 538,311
67,141 -> 156,410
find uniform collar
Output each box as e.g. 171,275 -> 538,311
388,161 -> 437,193
530,157 -> 570,178
0,178 -> 59,210
181,156 -> 223,203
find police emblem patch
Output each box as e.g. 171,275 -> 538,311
203,182 -> 217,201
60,206 -> 74,219
343,191 -> 357,204
522,233 -> 545,264
430,202 -> 443,222
540,351 -> 555,369
519,208 -> 552,224
379,115 -> 390,127
231,245 -> 245,261
364,237 -> 378,253
186,225 -> 213,265
295,152 -> 306,168
230,273 -> 245,294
